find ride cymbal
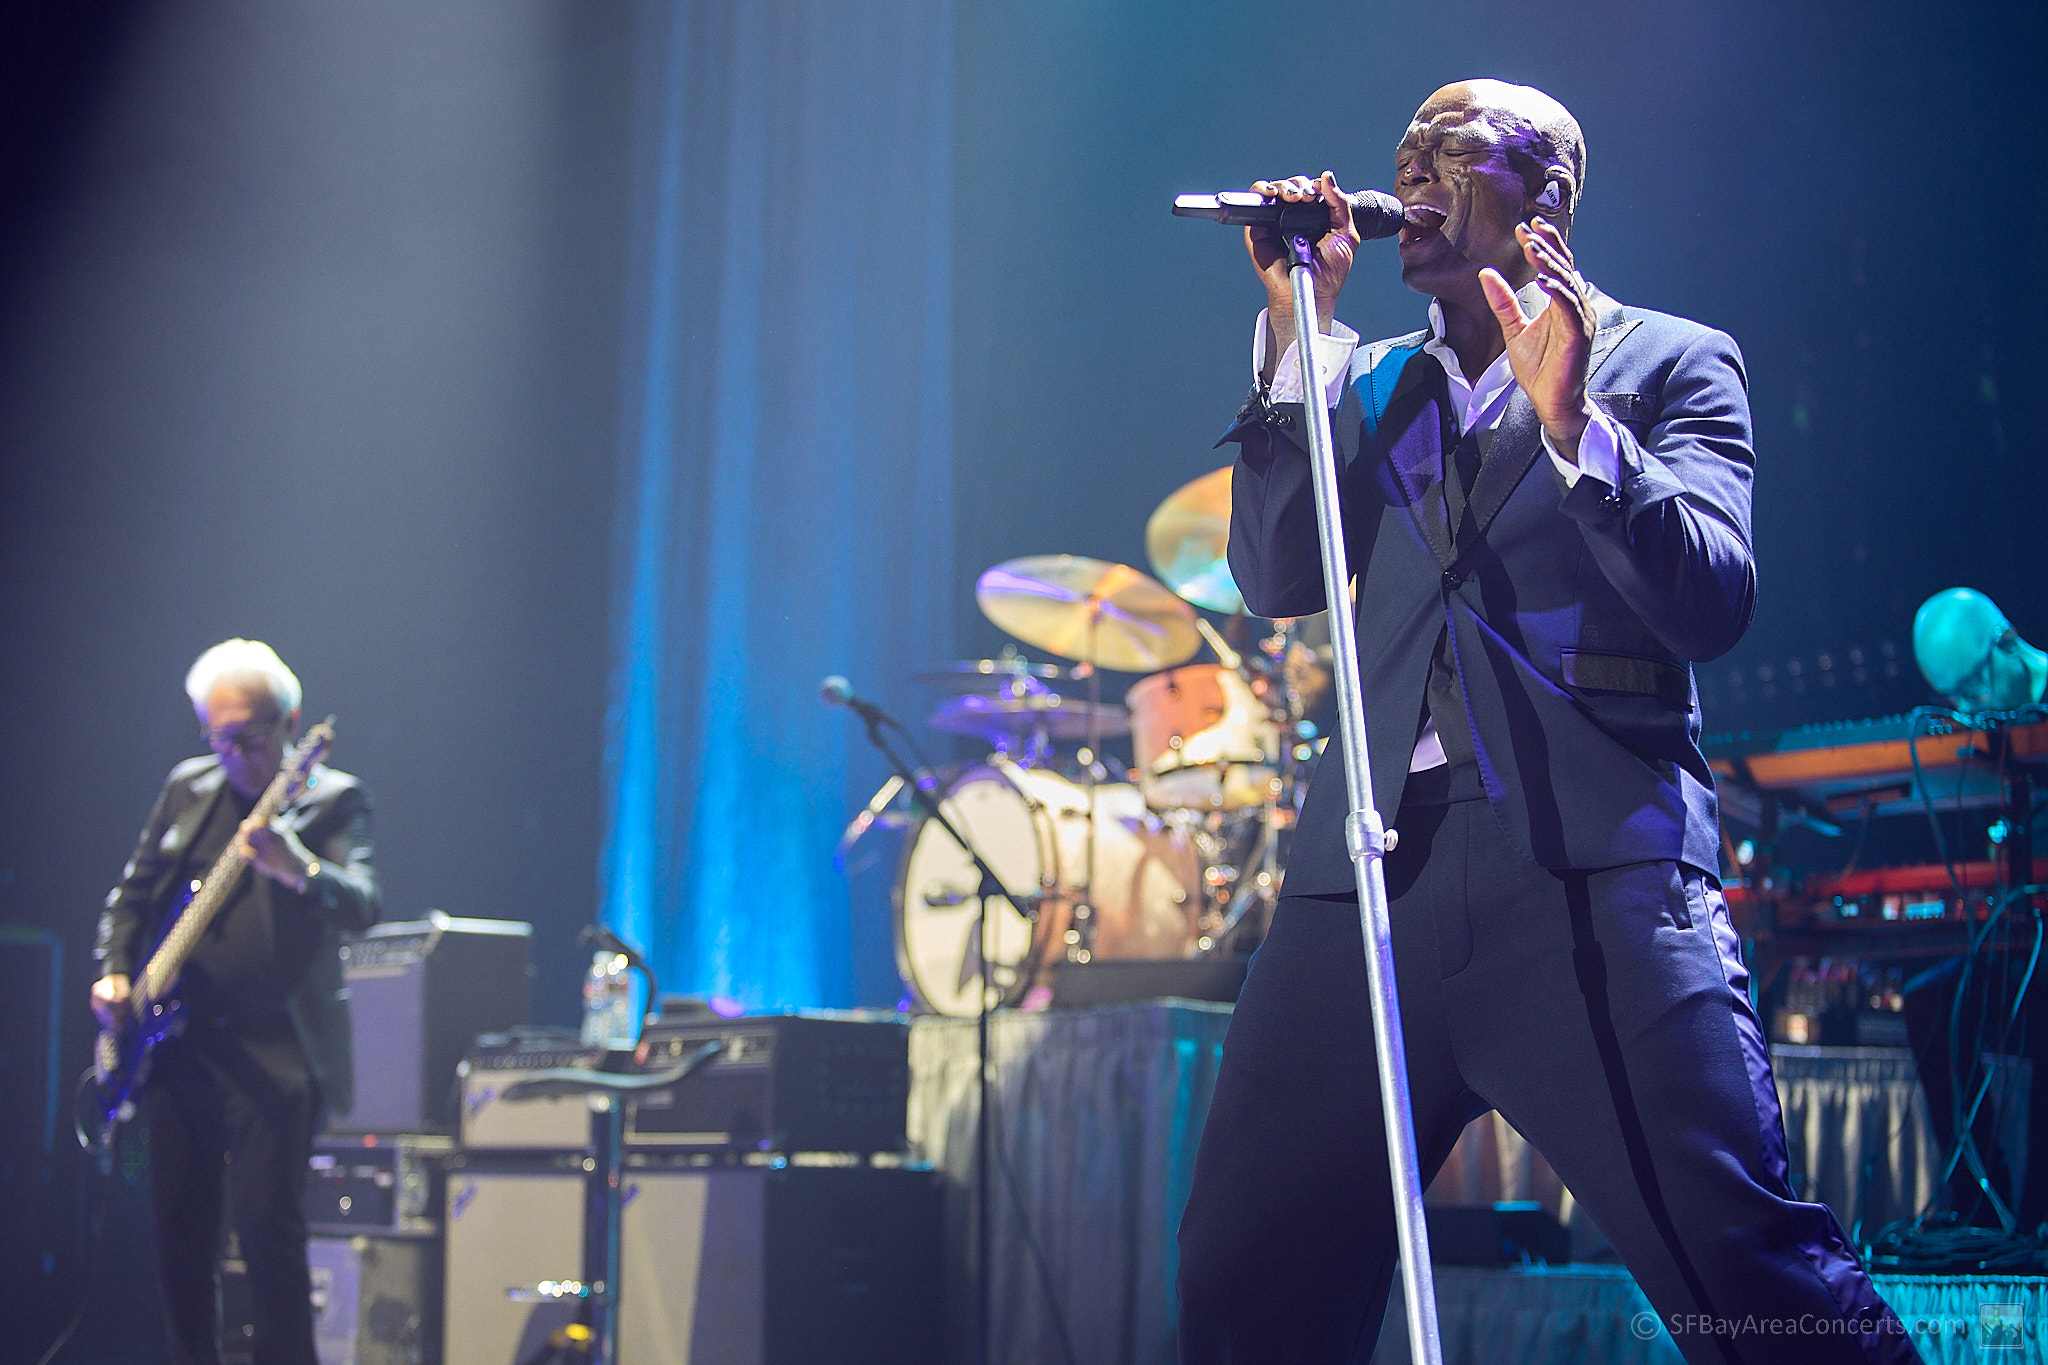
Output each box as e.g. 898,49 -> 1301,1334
976,555 -> 1199,672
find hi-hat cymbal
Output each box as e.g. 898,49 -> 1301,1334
910,659 -> 1078,694
926,692 -> 1131,744
1145,465 -> 1244,615
976,555 -> 1199,672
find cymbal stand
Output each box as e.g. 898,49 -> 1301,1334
1199,621 -> 1294,953
1281,232 -> 1442,1363
1072,604 -> 1105,961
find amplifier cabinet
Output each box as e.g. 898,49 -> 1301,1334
310,1234 -> 443,1365
617,1164 -> 942,1365
227,1235 -> 442,1365
442,1163 -> 587,1365
337,915 -> 532,1135
626,1014 -> 909,1154
306,1135 -> 457,1237
459,1032 -> 607,1152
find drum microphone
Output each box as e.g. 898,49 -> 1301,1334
820,675 -> 895,727
1172,188 -> 1405,241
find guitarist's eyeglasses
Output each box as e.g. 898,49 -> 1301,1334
202,720 -> 281,753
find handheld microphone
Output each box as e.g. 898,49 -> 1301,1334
1172,188 -> 1405,242
820,675 -> 893,727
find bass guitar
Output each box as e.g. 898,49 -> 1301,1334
82,718 -> 335,1153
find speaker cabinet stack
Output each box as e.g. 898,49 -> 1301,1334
309,914 -> 530,1365
442,1161 -> 941,1365
445,1011 -> 937,1363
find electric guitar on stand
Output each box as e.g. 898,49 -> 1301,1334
80,718 -> 336,1154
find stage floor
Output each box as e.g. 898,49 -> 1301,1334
908,999 -> 2034,1365
1373,1265 -> 2046,1364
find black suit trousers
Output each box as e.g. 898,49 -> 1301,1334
145,1020 -> 318,1365
1176,795 -> 1922,1365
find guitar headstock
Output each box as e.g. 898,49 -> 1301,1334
279,716 -> 337,805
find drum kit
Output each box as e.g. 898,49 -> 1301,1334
866,465 -> 1335,1017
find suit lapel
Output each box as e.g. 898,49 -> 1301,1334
1461,308 -> 1644,546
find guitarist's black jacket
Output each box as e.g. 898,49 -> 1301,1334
96,755 -> 380,1117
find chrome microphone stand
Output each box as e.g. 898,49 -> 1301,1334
1281,232 -> 1444,1365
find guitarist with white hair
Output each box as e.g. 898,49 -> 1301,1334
92,639 -> 378,1365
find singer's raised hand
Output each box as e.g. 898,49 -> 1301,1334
1247,171 -> 1360,377
1478,217 -> 1598,459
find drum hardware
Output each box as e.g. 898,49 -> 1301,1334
1199,814 -> 1281,954
1194,615 -> 1244,670
883,543 -> 1315,1007
976,556 -> 1199,960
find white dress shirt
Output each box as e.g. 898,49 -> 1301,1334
1252,301 -> 1624,771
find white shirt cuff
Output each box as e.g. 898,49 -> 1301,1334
1254,309 -> 1359,409
1542,406 -> 1622,489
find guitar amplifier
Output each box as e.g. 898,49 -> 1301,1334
442,1161 -> 587,1364
625,1013 -> 909,1154
618,1163 -> 942,1365
304,1134 -> 457,1236
336,914 -> 532,1134
224,1234 -> 444,1365
459,1029 -> 609,1152
311,1234 -> 443,1365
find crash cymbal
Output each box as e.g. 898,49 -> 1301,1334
910,658 -> 1078,693
926,693 -> 1131,744
976,555 -> 1199,672
1145,465 -> 1244,615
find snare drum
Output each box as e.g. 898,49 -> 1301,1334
1125,664 -> 1279,811
894,762 -> 1205,1016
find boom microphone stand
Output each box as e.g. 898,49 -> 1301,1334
833,690 -> 1030,1365
1179,191 -> 1443,1363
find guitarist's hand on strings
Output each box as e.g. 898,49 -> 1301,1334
91,974 -> 131,1029
239,816 -> 320,895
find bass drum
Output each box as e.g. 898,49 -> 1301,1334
895,762 -> 1206,1017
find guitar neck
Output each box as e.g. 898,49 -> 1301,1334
135,763 -> 303,1007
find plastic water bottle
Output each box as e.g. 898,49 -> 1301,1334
580,951 -> 636,1049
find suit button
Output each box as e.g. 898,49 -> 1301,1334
1441,568 -> 1463,589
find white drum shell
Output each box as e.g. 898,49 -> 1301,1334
1125,664 -> 1279,811
895,763 -> 1204,1017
